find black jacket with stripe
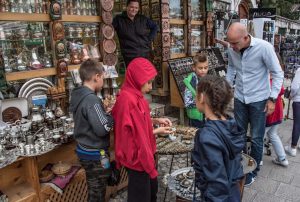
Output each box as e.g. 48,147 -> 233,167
70,86 -> 114,150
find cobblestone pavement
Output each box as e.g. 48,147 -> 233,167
110,101 -> 297,201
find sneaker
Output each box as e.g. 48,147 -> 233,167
244,174 -> 256,187
272,158 -> 289,167
260,161 -> 263,166
285,146 -> 297,157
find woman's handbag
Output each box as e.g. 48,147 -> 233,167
107,161 -> 120,186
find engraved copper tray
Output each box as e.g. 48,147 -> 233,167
103,39 -> 116,54
100,0 -> 114,12
103,53 -> 118,66
2,107 -> 22,123
102,11 -> 113,25
102,24 -> 114,39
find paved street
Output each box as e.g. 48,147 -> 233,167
110,99 -> 299,202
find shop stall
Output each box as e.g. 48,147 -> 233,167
0,0 -> 124,201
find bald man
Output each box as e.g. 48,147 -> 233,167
225,23 -> 284,186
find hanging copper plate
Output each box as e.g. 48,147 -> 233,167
161,3 -> 169,18
162,33 -> 170,47
2,107 -> 22,123
162,19 -> 170,32
103,53 -> 118,66
102,24 -> 114,39
103,39 -> 116,54
102,11 -> 113,25
52,21 -> 65,41
162,47 -> 170,61
100,0 -> 114,12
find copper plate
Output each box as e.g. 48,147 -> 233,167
103,53 -> 118,66
103,39 -> 116,54
161,3 -> 169,18
39,170 -> 54,183
2,107 -> 22,123
102,24 -> 114,39
100,0 -> 114,12
102,11 -> 113,25
162,33 -> 170,47
52,21 -> 65,41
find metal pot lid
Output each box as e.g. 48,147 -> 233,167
102,24 -> 114,39
103,53 -> 117,66
103,39 -> 116,54
100,0 -> 114,12
102,11 -> 113,25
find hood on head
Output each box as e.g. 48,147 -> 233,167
123,57 -> 157,91
209,119 -> 245,159
69,86 -> 94,113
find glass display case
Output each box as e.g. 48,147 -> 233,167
64,22 -> 100,65
169,0 -> 183,19
0,21 -> 51,73
0,0 -> 48,13
170,25 -> 185,54
191,25 -> 203,53
191,0 -> 204,21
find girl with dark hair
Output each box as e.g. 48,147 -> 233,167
192,75 -> 245,202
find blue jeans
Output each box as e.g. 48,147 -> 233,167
266,125 -> 286,161
234,98 -> 267,175
291,102 -> 300,146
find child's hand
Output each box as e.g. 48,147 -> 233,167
153,118 -> 172,127
153,126 -> 172,135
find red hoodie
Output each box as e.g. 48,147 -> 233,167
111,58 -> 158,178
266,80 -> 285,127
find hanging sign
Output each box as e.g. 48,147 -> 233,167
249,8 -> 276,20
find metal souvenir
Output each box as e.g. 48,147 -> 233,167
102,24 -> 114,39
103,39 -> 116,54
162,47 -> 170,61
55,40 -> 66,59
100,0 -> 114,12
57,59 -> 68,78
50,1 -> 62,20
102,11 -> 113,25
161,3 -> 169,18
2,107 -> 22,123
161,19 -> 170,32
52,21 -> 65,41
162,33 -> 170,48
103,53 -> 117,66
70,49 -> 81,65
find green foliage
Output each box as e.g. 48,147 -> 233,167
263,0 -> 300,20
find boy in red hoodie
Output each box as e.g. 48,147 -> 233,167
112,58 -> 172,202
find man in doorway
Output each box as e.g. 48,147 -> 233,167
226,22 -> 284,186
113,0 -> 158,66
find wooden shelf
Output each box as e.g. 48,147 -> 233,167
191,20 -> 204,25
170,19 -> 186,25
170,53 -> 187,59
5,65 -> 80,81
61,15 -> 102,23
3,182 -> 37,202
0,13 -> 101,23
0,13 -> 50,22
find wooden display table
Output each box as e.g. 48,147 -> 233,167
0,139 -> 128,202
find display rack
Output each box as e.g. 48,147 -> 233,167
0,1 -> 123,201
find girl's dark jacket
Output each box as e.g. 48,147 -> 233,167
192,118 -> 245,202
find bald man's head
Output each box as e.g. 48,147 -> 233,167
226,22 -> 250,52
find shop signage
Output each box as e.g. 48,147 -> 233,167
249,8 -> 276,19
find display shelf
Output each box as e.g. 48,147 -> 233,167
190,20 -> 204,25
2,182 -> 37,202
0,13 -> 101,23
61,15 -> 102,23
171,53 -> 186,59
0,13 -> 50,22
5,65 -> 80,81
170,19 -> 186,25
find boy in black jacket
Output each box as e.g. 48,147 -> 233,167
70,59 -> 114,202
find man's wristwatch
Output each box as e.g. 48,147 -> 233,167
268,97 -> 277,103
